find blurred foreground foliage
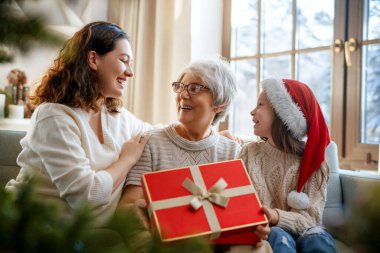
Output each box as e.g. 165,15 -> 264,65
0,0 -> 64,63
0,180 -> 211,253
344,183 -> 380,253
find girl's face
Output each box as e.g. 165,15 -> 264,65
90,38 -> 134,98
251,91 -> 276,142
176,73 -> 221,132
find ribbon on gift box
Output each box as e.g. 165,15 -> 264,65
182,177 -> 229,210
148,165 -> 256,240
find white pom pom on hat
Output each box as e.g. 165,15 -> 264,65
287,190 -> 310,210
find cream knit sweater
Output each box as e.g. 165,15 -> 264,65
239,140 -> 328,235
126,123 -> 241,186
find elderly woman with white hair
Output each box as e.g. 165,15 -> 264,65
118,58 -> 272,253
119,57 -> 240,198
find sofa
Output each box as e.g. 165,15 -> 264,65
322,142 -> 380,252
1,129 -> 380,252
0,130 -> 26,186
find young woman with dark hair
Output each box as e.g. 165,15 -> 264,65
6,21 -> 151,226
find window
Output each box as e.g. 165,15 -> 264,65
224,0 -> 380,171
333,0 -> 380,170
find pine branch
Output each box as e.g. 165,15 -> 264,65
0,180 -> 212,253
0,0 -> 65,63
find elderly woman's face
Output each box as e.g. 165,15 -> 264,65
176,73 -> 221,130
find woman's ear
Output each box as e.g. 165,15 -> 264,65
88,51 -> 98,71
214,104 -> 225,113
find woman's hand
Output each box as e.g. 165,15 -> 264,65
106,134 -> 150,192
119,133 -> 151,165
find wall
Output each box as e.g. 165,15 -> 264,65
191,0 -> 223,60
0,0 -> 109,91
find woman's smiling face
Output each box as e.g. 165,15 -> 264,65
176,73 -> 219,131
92,38 -> 134,98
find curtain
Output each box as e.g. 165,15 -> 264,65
108,0 -> 192,125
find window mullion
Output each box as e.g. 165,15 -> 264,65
257,0 -> 262,91
291,0 -> 297,79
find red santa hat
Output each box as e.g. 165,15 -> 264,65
261,78 -> 330,210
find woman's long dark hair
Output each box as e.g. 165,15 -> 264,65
30,21 -> 129,112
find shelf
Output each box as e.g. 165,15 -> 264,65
0,118 -> 31,131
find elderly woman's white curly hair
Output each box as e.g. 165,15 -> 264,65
177,56 -> 237,125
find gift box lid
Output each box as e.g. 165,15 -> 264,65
142,159 -> 267,242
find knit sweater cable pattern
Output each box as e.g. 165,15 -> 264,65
238,141 -> 328,235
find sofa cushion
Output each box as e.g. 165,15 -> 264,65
323,141 -> 345,232
0,130 -> 26,186
340,171 -> 380,210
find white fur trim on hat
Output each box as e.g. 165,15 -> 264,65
287,190 -> 310,209
261,78 -> 307,140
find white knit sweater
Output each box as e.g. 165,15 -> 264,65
126,123 -> 241,186
6,103 -> 151,226
239,140 -> 328,235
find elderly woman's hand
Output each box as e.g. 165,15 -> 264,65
118,199 -> 150,230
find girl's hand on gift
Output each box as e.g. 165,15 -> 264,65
262,206 -> 279,226
254,224 -> 270,247
254,205 -> 279,247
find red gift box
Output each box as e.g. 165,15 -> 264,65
142,159 -> 267,244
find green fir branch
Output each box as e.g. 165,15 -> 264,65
0,0 -> 64,63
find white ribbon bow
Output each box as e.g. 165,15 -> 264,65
182,177 -> 230,210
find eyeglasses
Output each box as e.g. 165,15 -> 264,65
172,82 -> 210,95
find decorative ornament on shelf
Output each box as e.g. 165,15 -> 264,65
5,69 -> 33,118
7,68 -> 27,105
0,89 -> 12,118
7,68 -> 27,86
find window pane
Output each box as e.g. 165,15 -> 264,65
262,56 -> 291,79
230,60 -> 257,138
296,51 -> 332,129
296,0 -> 334,49
231,0 -> 258,57
361,44 -> 380,143
261,0 -> 292,53
364,0 -> 380,40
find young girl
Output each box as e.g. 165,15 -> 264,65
239,78 -> 337,252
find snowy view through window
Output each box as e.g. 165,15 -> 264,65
230,0 -> 380,144
230,0 -> 334,139
361,0 -> 380,143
